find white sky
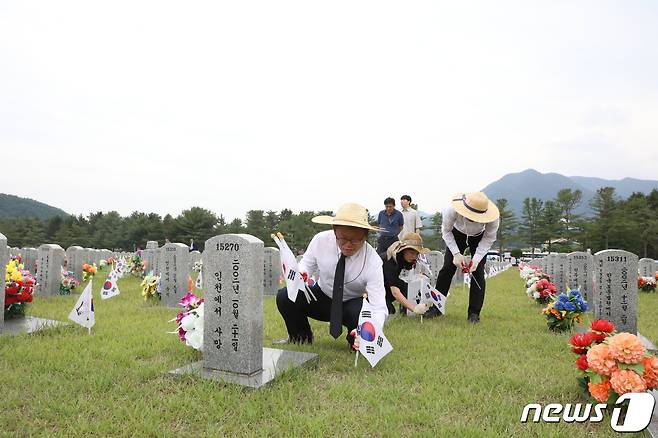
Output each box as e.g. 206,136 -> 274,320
1,1 -> 657,220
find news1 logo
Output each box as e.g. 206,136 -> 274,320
520,392 -> 655,432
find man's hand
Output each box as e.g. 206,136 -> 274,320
467,260 -> 479,273
349,329 -> 359,350
413,303 -> 429,315
452,253 -> 465,269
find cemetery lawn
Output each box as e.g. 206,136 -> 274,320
0,270 -> 651,437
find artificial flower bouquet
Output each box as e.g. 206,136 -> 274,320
82,263 -> 97,282
638,276 -> 656,293
542,289 -> 588,332
128,255 -> 146,277
60,269 -> 80,295
171,292 -> 204,351
4,257 -> 36,318
141,273 -> 160,302
570,320 -> 658,403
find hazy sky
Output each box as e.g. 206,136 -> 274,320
1,1 -> 657,220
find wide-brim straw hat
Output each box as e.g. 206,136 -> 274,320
386,232 -> 430,259
312,203 -> 383,232
451,192 -> 500,223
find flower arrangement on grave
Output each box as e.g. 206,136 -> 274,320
128,254 -> 146,277
59,269 -> 80,295
526,277 -> 558,304
141,273 -> 160,302
4,257 -> 36,319
542,289 -> 588,332
99,259 -> 108,270
519,265 -> 540,280
570,321 -> 658,403
82,263 -> 97,282
170,292 -> 204,351
107,257 -> 116,266
638,276 -> 656,293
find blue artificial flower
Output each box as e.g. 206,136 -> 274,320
570,290 -> 581,297
558,294 -> 569,302
564,302 -> 576,312
555,300 -> 565,311
580,302 -> 589,312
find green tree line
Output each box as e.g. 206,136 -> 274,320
1,187 -> 657,257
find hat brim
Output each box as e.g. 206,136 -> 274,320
312,215 -> 383,232
451,193 -> 500,223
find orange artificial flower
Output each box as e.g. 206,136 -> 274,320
642,356 -> 658,389
608,333 -> 646,364
610,369 -> 647,395
588,379 -> 612,403
587,344 -> 618,376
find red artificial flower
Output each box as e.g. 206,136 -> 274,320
576,354 -> 589,370
591,319 -> 615,333
571,332 -> 595,354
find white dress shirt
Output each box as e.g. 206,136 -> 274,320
441,205 -> 500,266
399,207 -> 423,239
298,230 -> 388,327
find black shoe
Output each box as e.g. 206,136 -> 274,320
423,306 -> 442,319
467,313 -> 480,324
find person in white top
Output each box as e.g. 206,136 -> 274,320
428,192 -> 500,324
275,203 -> 388,348
398,195 -> 423,239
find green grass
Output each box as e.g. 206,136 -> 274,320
0,269 -> 649,437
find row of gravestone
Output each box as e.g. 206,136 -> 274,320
6,245 -> 115,281
533,250 -> 658,334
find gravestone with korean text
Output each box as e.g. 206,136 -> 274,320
36,244 -> 66,297
593,250 -> 638,334
204,234 -> 264,375
263,247 -> 280,296
22,247 -> 38,274
553,253 -> 568,293
567,251 -> 594,307
639,258 -> 655,277
159,243 -> 190,307
66,246 -> 85,281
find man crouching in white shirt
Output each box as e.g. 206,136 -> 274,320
275,203 -> 388,349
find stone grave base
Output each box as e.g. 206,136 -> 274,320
2,316 -> 67,336
170,347 -> 318,389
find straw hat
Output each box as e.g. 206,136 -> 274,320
451,192 -> 499,223
312,203 -> 383,232
386,232 -> 430,260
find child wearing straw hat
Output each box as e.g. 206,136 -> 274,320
382,232 -> 432,315
275,203 -> 388,348
428,192 -> 500,324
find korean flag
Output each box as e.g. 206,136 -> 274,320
100,273 -> 120,300
68,280 -> 95,328
271,233 -> 307,302
357,298 -> 392,368
421,278 -> 447,315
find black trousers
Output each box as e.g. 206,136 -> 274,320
276,283 -> 363,344
435,229 -> 487,316
377,235 -> 398,253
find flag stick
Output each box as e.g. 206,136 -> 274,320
354,351 -> 359,367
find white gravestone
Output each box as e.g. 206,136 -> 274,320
159,243 -> 189,307
593,250 -> 638,334
36,244 -> 66,297
567,252 -> 594,308
263,247 -> 280,296
639,258 -> 655,277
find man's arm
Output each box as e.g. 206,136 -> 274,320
415,211 -> 422,233
441,207 -> 459,256
473,218 -> 500,267
298,233 -> 319,277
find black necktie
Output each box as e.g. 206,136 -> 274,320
330,253 -> 346,339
